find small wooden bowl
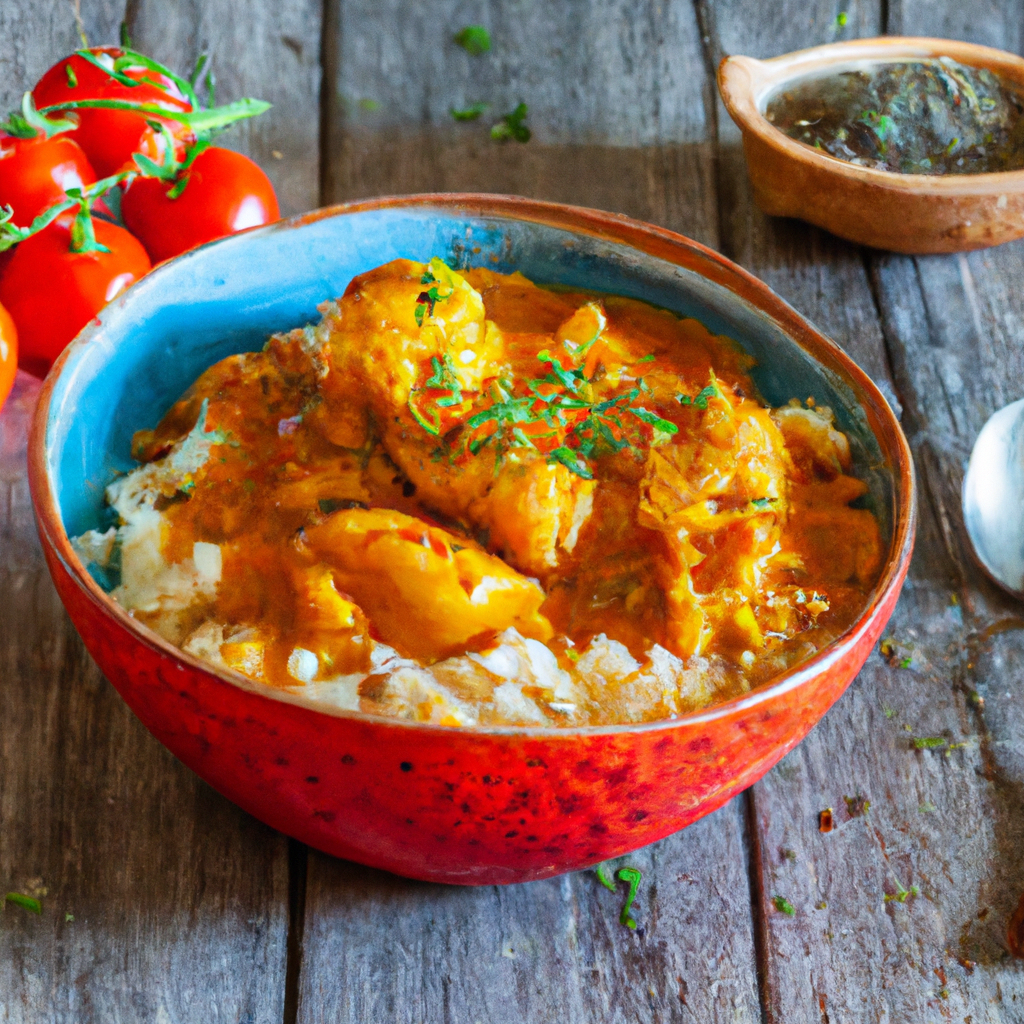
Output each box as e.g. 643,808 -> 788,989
718,37 -> 1024,253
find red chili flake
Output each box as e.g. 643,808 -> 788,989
1008,892 -> 1024,957
819,807 -> 834,833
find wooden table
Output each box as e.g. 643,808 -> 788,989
4,0 -> 1024,1020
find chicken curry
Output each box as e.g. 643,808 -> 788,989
73,258 -> 882,727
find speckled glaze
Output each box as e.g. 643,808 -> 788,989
29,195 -> 916,885
719,37 -> 1024,253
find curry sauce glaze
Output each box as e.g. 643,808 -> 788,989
125,260 -> 881,715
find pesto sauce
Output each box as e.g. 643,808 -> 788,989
765,57 -> 1024,174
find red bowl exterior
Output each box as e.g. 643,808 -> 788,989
29,195 -> 916,885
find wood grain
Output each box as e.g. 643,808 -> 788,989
128,0 -> 322,215
0,0 -> 125,115
299,808 -> 760,1024
0,373 -> 290,1023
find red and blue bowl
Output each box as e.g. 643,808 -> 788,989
28,195 -> 915,884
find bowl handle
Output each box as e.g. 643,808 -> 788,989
717,54 -> 772,121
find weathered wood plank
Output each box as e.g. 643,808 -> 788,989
873,0 -> 1024,1004
870,236 -> 1024,993
299,3 -> 762,1022
300,807 -> 759,1024
129,0 -> 323,215
0,1 -> 125,115
0,372 -> 291,1023
703,0 -> 1024,1019
887,0 -> 1024,52
322,0 -> 719,248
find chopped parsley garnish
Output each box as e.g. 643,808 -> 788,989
405,288 -> 683,477
491,102 -> 530,143
616,866 -> 642,929
595,863 -> 643,928
413,260 -> 455,327
549,445 -> 594,480
436,348 -> 677,476
676,376 -> 722,410
626,406 -> 679,443
408,396 -> 443,436
913,736 -> 946,750
453,25 -> 491,56
451,103 -> 489,121
4,892 -> 42,914
884,882 -> 919,903
772,895 -> 796,916
424,354 -> 462,406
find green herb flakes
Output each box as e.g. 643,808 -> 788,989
413,261 -> 455,326
4,892 -> 42,915
595,862 -> 643,929
675,376 -> 721,410
549,445 -> 594,480
913,736 -> 946,750
772,895 -> 796,916
884,882 -> 919,903
617,866 -> 642,929
451,103 -> 489,121
491,102 -> 530,143
454,25 -> 491,56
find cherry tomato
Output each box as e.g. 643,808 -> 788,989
0,213 -> 151,377
121,146 -> 280,263
0,132 -> 96,225
33,47 -> 192,177
0,300 -> 17,413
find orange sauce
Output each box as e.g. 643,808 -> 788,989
125,260 -> 882,715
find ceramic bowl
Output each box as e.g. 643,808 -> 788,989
29,195 -> 916,884
718,37 -> 1024,253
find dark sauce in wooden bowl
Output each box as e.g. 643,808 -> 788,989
765,57 -> 1024,174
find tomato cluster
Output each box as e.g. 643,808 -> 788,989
0,44 -> 281,400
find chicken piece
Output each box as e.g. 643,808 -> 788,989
637,387 -> 792,658
318,257 -> 506,448
304,506 -> 552,661
318,259 -> 597,576
469,457 -> 595,574
772,403 -> 851,480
